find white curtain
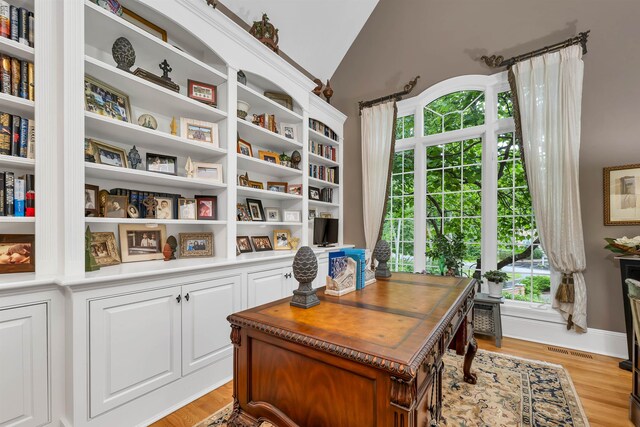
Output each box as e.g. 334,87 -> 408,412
513,45 -> 587,332
361,101 -> 396,250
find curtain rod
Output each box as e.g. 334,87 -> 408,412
358,76 -> 420,115
481,30 -> 590,68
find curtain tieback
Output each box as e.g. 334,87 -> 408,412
555,272 -> 575,304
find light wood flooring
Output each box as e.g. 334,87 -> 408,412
151,337 -> 632,427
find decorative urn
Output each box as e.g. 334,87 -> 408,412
237,100 -> 250,120
112,37 -> 136,72
290,246 -> 320,309
374,240 -> 392,279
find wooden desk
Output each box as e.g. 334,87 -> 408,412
227,273 -> 477,426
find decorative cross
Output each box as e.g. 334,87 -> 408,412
159,60 -> 172,80
143,195 -> 158,219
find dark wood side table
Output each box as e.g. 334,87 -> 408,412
473,292 -> 504,347
618,257 -> 640,371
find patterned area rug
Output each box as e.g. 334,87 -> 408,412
196,350 -> 589,427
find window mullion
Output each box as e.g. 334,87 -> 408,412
414,142 -> 426,271
481,85 -> 499,292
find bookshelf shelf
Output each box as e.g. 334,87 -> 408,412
0,216 -> 35,223
237,154 -> 302,179
237,186 -> 302,201
309,128 -> 339,147
236,221 -> 303,227
309,199 -> 340,208
85,112 -> 227,159
237,118 -> 303,152
0,92 -> 34,118
308,176 -> 340,189
237,83 -> 303,123
85,217 -> 227,225
0,36 -> 34,62
0,154 -> 35,171
85,56 -> 228,123
308,152 -> 338,167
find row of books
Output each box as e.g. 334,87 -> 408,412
0,54 -> 34,100
254,113 -> 276,133
0,171 -> 34,216
309,140 -> 337,162
316,187 -> 333,203
109,187 -> 184,219
309,164 -> 338,184
0,113 -> 34,157
308,118 -> 338,142
0,2 -> 34,47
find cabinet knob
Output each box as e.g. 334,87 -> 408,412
185,293 -> 190,302
284,272 -> 292,279
176,295 -> 182,303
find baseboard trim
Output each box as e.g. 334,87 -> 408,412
501,312 -> 627,359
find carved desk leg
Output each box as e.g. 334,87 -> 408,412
463,337 -> 478,384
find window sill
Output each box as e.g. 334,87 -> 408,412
501,299 -> 565,324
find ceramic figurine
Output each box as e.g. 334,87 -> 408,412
112,37 -> 135,72
85,226 -> 100,272
127,145 -> 142,170
185,157 -> 195,178
290,237 -> 300,251
323,79 -> 334,104
163,243 -> 172,261
170,117 -> 178,135
291,150 -> 302,170
166,235 -> 177,259
290,246 -> 320,309
312,78 -> 323,97
374,240 -> 392,279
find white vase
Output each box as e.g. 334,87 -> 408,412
237,100 -> 250,119
488,281 -> 503,298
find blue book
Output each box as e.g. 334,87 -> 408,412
19,117 -> 28,157
343,248 -> 366,290
14,177 -> 24,216
328,251 -> 346,278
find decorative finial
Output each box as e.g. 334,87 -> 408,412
374,240 -> 392,279
170,117 -> 178,135
480,55 -> 505,68
290,246 -> 320,309
312,78 -> 323,97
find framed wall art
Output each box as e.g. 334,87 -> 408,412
266,181 -> 288,193
237,139 -> 253,157
90,231 -> 121,267
122,7 -> 168,42
265,207 -> 280,222
180,118 -> 218,146
604,163 -> 640,225
178,198 -> 197,220
236,236 -> 253,253
264,91 -> 293,110
84,76 -> 132,122
0,234 -> 35,273
279,123 -> 297,140
187,79 -> 216,106
179,232 -> 213,258
105,195 -> 128,218
258,150 -> 279,164
146,153 -> 178,176
195,196 -> 217,220
273,229 -> 292,250
118,223 -> 167,263
193,162 -> 223,183
246,198 -> 265,221
155,197 -> 174,220
91,139 -> 129,168
251,235 -> 273,252
85,184 -> 99,216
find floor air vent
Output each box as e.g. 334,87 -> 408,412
547,346 -> 593,359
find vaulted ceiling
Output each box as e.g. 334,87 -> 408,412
219,0 -> 379,82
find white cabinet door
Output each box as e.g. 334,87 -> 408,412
313,256 -> 329,289
89,287 -> 182,417
0,304 -> 48,427
182,276 -> 241,376
248,268 -> 287,307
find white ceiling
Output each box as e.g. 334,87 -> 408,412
219,0 -> 379,82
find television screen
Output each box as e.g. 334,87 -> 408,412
313,218 -> 338,247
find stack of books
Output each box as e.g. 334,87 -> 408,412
0,113 -> 35,158
0,172 -> 33,216
309,140 -> 337,161
309,164 -> 338,183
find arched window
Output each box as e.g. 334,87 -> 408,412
424,90 -> 485,135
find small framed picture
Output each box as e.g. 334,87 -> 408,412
604,163 -> 640,225
265,207 -> 280,222
188,79 -> 217,106
180,232 -> 214,258
195,196 -> 217,220
279,123 -> 297,140
237,203 -> 252,221
0,234 -> 35,273
288,184 -> 302,196
236,236 -> 253,253
283,210 -> 301,222
122,7 -> 167,41
273,229 -> 292,250
258,150 -> 280,164
248,180 -> 264,190
320,212 -> 332,218
84,76 -> 132,122
155,197 -> 174,219
90,231 -> 121,267
146,153 -> 178,176
137,113 -> 158,130
309,186 -> 321,201
178,198 -> 197,220
309,209 -> 317,220
237,139 -> 253,157
180,118 -> 218,147
105,195 -> 128,218
251,235 -> 273,252
193,162 -> 223,183
91,139 -> 129,168
238,173 -> 249,187
118,223 -> 167,263
267,181 -> 288,193
127,204 -> 140,218
263,91 -> 293,110
246,198 -> 265,221
85,184 -> 99,216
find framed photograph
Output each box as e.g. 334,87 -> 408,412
279,123 -> 297,140
238,173 -> 249,187
85,184 -> 99,216
0,234 -> 34,273
146,153 -> 178,176
246,198 -> 265,221
122,7 -> 167,42
273,229 -> 292,250
264,91 -> 293,110
258,150 -> 280,164
118,223 -> 167,263
251,235 -> 273,252
604,163 -> 640,225
265,207 -> 280,222
193,162 -> 223,183
155,197 -> 174,220
320,212 -> 332,218
179,233 -> 213,258
267,181 -> 288,193
90,231 -> 121,267
84,138 -> 96,162
127,204 -> 139,218
309,186 -> 321,201
236,236 -> 253,253
84,76 -> 132,122
91,139 -> 128,168
248,180 -> 264,190
195,196 -> 217,220
288,184 -> 302,196
237,203 -> 252,221
188,79 -> 217,106
309,209 -> 317,220
178,198 -> 197,220
283,210 -> 301,222
180,118 -> 218,146
105,195 -> 128,218
237,139 -> 253,157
